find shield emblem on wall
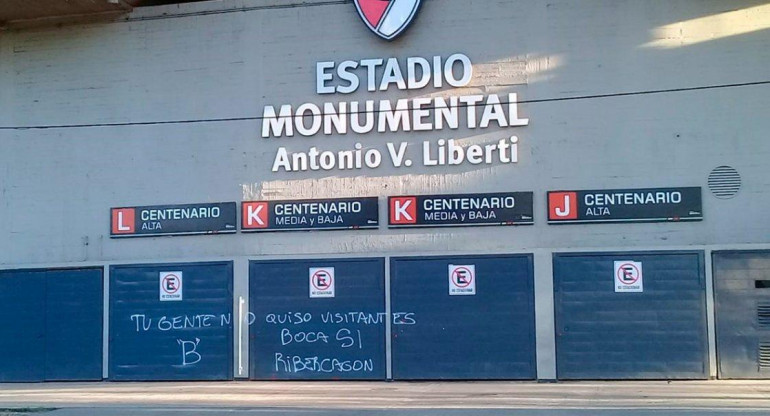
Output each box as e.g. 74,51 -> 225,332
354,0 -> 422,41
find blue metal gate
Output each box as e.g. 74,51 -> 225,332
553,252 -> 708,380
0,268 -> 103,382
390,255 -> 536,380
249,258 -> 386,380
109,262 -> 233,381
713,250 -> 770,379
46,269 -> 104,380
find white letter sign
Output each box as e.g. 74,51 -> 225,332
160,271 -> 183,301
614,261 -> 643,293
449,264 -> 476,296
309,267 -> 335,298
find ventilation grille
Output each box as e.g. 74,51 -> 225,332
760,343 -> 770,369
708,166 -> 741,199
759,304 -> 770,328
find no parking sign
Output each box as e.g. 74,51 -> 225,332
614,261 -> 643,293
449,265 -> 476,296
309,267 -> 335,298
159,271 -> 183,301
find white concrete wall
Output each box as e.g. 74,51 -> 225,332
1,0 -> 769,380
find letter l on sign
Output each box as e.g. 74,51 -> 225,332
111,208 -> 135,234
118,212 -> 131,231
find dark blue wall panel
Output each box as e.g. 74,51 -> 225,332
45,268 -> 103,381
0,268 -> 103,382
390,255 -> 536,380
554,252 -> 708,380
110,262 -> 233,381
250,258 -> 386,380
0,270 -> 46,382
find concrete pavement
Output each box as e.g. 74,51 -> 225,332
24,409 -> 770,416
2,380 -> 770,411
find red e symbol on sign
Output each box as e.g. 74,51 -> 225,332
452,267 -> 473,288
548,192 -> 578,220
617,263 -> 640,284
111,208 -> 135,234
242,202 -> 268,229
390,197 -> 417,225
312,270 -> 332,290
162,274 -> 180,294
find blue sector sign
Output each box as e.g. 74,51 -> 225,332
110,202 -> 237,237
242,197 -> 379,232
547,187 -> 703,224
388,192 -> 534,228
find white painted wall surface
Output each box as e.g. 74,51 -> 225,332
1,0 -> 769,379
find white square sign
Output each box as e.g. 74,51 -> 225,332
309,267 -> 335,298
449,264 -> 476,296
160,271 -> 183,301
614,261 -> 643,293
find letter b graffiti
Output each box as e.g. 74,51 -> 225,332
177,338 -> 202,366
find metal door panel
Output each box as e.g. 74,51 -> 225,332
390,255 -> 536,380
109,262 -> 233,381
554,252 -> 708,380
45,268 -> 103,381
0,271 -> 45,382
249,258 -> 386,380
714,251 -> 770,379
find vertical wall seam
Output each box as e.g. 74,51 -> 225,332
704,250 -> 718,379
102,266 -> 110,380
535,250 -> 557,380
384,256 -> 392,380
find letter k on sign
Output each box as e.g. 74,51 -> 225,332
242,202 -> 269,229
389,197 -> 417,225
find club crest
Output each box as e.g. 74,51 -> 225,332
354,0 -> 422,41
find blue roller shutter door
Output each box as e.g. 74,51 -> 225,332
390,255 -> 536,380
109,262 -> 233,381
249,258 -> 386,380
554,252 -> 708,380
0,271 -> 46,382
0,268 -> 103,382
45,268 -> 104,380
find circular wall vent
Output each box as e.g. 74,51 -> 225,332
708,166 -> 741,199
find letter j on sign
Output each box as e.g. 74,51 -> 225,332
614,261 -> 643,293
160,271 -> 183,301
309,267 -> 335,298
449,264 -> 476,296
